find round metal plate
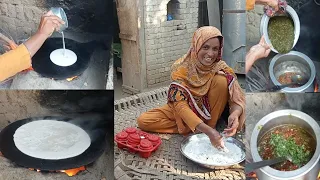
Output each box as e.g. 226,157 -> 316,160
180,133 -> 245,169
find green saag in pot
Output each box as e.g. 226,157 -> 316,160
258,125 -> 315,171
268,16 -> 295,54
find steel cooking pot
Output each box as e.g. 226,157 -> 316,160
250,110 -> 320,180
260,5 -> 300,53
269,51 -> 316,93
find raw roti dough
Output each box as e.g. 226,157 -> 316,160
13,120 -> 91,160
50,49 -> 77,67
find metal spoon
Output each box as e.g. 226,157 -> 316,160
245,157 -> 288,173
291,74 -> 308,85
256,74 -> 307,92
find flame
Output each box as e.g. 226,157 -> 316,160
60,166 -> 85,176
315,80 -> 318,92
28,166 -> 85,176
66,76 -> 78,81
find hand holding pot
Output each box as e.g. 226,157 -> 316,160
250,36 -> 271,60
263,0 -> 288,17
37,11 -> 65,38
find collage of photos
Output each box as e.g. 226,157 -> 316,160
0,0 -> 319,179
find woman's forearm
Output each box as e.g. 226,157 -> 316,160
23,32 -> 48,57
196,122 -> 216,136
255,0 -> 268,5
245,52 -> 257,73
230,104 -> 243,117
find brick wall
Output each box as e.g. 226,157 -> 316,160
0,0 -> 45,41
246,5 -> 263,46
144,0 -> 199,87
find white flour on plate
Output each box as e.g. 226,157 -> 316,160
183,136 -> 243,165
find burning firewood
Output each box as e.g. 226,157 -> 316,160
66,76 -> 78,81
61,166 -> 86,176
29,166 -> 86,176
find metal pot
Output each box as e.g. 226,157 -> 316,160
50,7 -> 68,32
180,133 -> 245,169
250,110 -> 320,180
269,51 -> 316,92
260,5 -> 300,53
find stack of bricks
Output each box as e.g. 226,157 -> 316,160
144,0 -> 199,87
0,0 -> 45,42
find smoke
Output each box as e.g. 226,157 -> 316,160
284,94 -> 304,111
284,94 -> 317,111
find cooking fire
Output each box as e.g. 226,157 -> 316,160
66,76 -> 78,81
28,166 -> 86,177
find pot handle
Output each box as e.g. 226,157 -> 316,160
245,157 -> 287,173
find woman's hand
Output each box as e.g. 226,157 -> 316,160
265,0 -> 279,11
223,112 -> 240,137
249,36 -> 271,60
246,36 -> 271,73
196,122 -> 225,149
37,11 -> 65,38
208,129 -> 225,149
256,0 -> 279,11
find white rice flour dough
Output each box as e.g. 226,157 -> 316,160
50,49 -> 77,67
184,135 -> 243,165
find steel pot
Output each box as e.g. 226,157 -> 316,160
269,51 -> 316,92
180,133 -> 245,169
250,109 -> 320,180
260,5 -> 300,53
50,7 -> 68,32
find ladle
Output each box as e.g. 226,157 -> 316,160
256,74 -> 308,92
245,156 -> 292,173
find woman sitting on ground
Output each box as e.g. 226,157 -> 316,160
137,26 -> 245,149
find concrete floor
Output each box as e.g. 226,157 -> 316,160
246,93 -> 320,163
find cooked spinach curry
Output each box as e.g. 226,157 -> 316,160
258,124 -> 315,171
268,16 -> 295,54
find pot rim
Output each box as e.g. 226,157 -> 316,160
250,109 -> 320,179
260,5 -> 300,53
269,51 -> 316,92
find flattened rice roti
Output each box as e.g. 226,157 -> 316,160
14,120 -> 91,160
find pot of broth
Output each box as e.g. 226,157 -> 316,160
260,5 -> 300,54
250,110 -> 320,180
269,51 -> 316,92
